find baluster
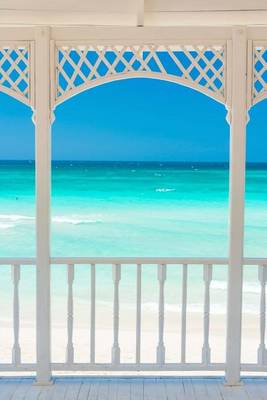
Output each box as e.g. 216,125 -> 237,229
66,264 -> 74,364
12,264 -> 21,365
181,264 -> 188,363
258,265 -> 267,365
90,264 -> 96,364
202,264 -> 212,365
136,264 -> 142,364
112,264 -> 121,364
157,264 -> 166,364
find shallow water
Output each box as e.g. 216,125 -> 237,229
0,161 -> 265,312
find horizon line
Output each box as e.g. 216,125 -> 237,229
0,159 -> 266,164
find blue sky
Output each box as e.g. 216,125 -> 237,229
0,78 -> 266,162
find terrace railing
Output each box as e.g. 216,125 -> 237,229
0,257 -> 266,376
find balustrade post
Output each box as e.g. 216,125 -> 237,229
112,264 -> 121,364
157,264 -> 166,364
35,26 -> 52,385
202,264 -> 212,365
225,27 -> 248,386
136,264 -> 142,364
181,264 -> 188,363
90,264 -> 96,364
258,265 -> 267,365
66,264 -> 74,364
12,264 -> 21,365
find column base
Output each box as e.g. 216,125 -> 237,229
33,378 -> 54,386
224,379 -> 243,387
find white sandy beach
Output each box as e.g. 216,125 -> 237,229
0,305 -> 260,368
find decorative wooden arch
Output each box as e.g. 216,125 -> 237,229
53,42 -> 226,107
251,42 -> 267,106
0,42 -> 32,106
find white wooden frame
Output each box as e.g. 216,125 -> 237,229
0,25 -> 267,385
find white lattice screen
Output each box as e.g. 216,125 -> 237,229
253,44 -> 267,105
0,44 -> 31,105
55,43 -> 226,105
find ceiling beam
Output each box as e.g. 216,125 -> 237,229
137,0 -> 144,26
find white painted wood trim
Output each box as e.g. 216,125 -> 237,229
50,257 -> 229,265
90,264 -> 96,364
181,264 -> 188,363
225,26 -> 247,386
112,264 -> 121,365
258,265 -> 267,365
202,264 -> 212,365
12,264 -> 21,366
157,264 -> 166,364
51,26 -> 233,41
66,264 -> 74,364
136,264 -> 142,365
34,26 -> 52,385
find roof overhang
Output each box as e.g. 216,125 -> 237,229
1,0 -> 267,27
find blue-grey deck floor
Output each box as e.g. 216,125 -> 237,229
0,376 -> 266,399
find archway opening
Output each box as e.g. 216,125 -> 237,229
52,78 -> 229,257
50,78 -> 230,366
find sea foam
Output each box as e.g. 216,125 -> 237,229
156,188 -> 176,192
53,216 -> 102,225
0,214 -> 34,221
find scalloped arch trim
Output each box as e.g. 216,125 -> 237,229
0,44 -> 31,106
55,43 -> 226,107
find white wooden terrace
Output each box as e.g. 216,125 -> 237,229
1,376 -> 267,400
1,0 -> 267,397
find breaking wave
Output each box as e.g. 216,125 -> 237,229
156,188 -> 176,192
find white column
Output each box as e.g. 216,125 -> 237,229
34,26 -> 52,385
225,27 -> 248,386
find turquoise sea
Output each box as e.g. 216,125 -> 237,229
0,160 -> 266,258
0,161 -> 266,315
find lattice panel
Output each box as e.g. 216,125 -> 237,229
0,44 -> 31,105
253,45 -> 267,105
55,44 -> 225,104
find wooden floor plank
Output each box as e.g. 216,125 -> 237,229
0,379 -> 22,400
205,378 -> 224,400
49,378 -> 68,400
130,378 -> 143,400
144,378 -> 157,400
87,379 -> 100,400
243,380 -> 264,400
116,379 -> 131,400
182,378 -> 196,400
37,385 -> 54,400
10,378 -> 32,400
23,384 -> 42,400
164,378 -> 185,400
154,378 -> 167,400
77,381 -> 92,400
108,378 -> 119,400
0,376 -> 266,399
191,378 -> 209,400
64,379 -> 83,400
97,379 -> 110,400
244,378 -> 267,400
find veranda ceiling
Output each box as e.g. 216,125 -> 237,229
0,0 -> 267,26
